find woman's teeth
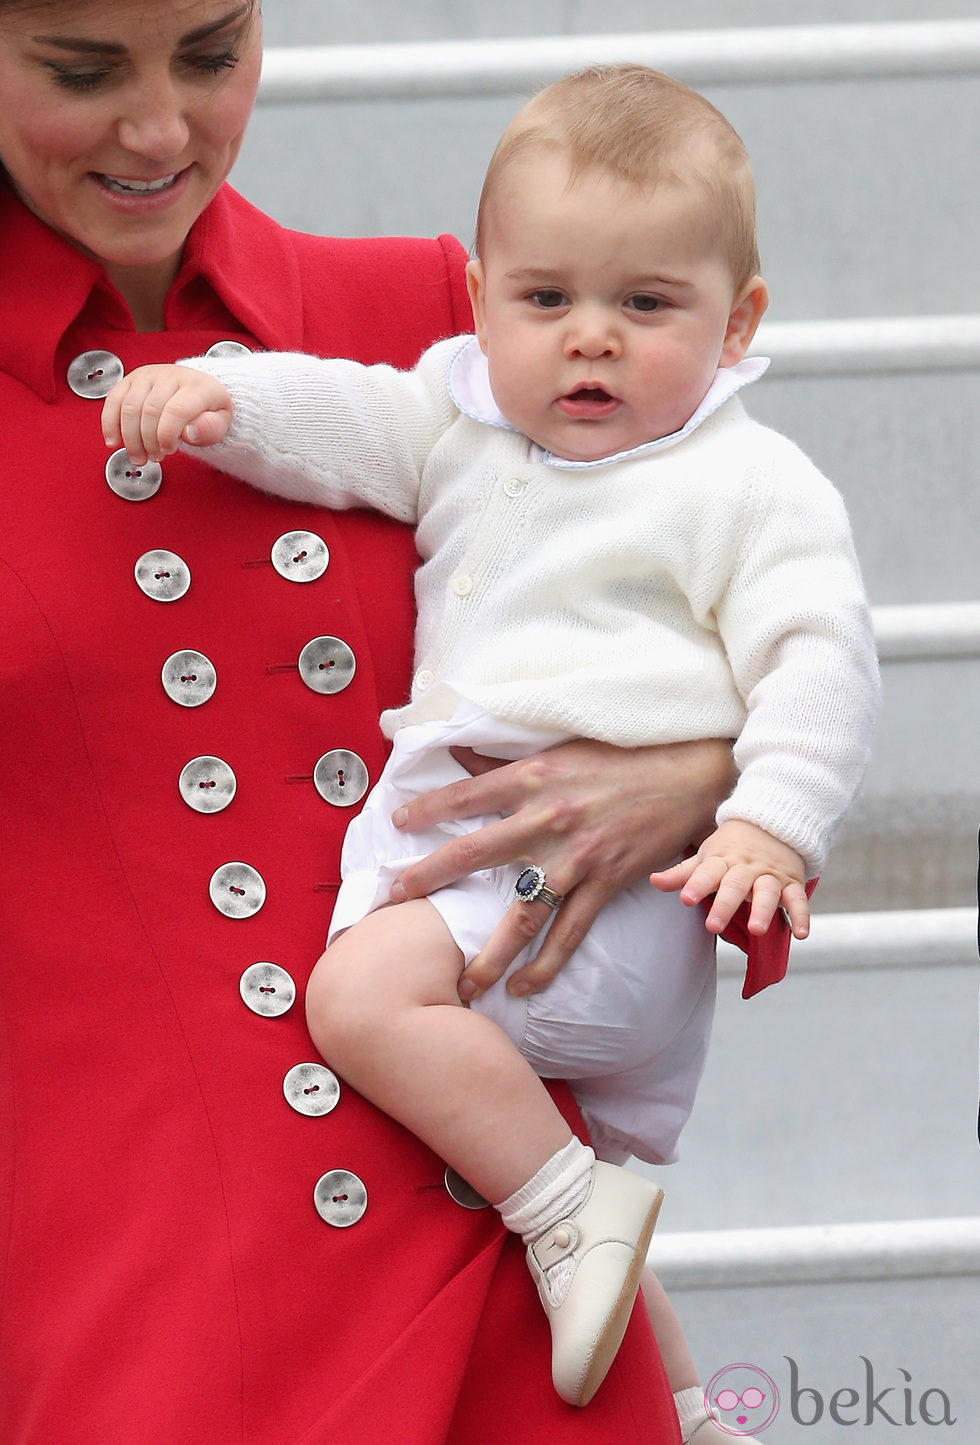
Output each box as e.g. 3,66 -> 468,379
101,174 -> 178,194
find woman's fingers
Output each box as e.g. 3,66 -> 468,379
457,896 -> 562,999
462,875 -> 609,999
392,752 -> 533,834
390,808 -> 552,903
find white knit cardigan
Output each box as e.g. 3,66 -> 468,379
185,336 -> 880,874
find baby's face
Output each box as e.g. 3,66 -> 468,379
467,151 -> 758,463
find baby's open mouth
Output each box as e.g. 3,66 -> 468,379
567,386 -> 613,402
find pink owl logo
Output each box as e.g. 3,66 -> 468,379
704,1363 -> 780,1435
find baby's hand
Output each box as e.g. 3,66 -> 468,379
102,364 -> 233,465
650,819 -> 809,939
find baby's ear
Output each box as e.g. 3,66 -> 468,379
465,258 -> 490,353
719,276 -> 769,367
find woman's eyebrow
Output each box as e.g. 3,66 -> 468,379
180,5 -> 252,46
32,5 -> 251,56
31,35 -> 126,55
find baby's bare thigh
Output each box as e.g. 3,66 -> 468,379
322,898 -> 466,1009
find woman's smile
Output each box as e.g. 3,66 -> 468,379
0,0 -> 261,322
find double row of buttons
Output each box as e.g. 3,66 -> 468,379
73,344 -> 373,1228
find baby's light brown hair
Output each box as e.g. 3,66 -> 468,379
475,64 -> 761,290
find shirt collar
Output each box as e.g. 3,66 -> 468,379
447,334 -> 769,469
0,181 -> 304,402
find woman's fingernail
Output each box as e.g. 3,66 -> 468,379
392,807 -> 408,828
389,881 -> 406,903
457,979 -> 476,1001
508,981 -> 531,997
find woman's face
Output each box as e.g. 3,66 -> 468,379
0,0 -> 261,276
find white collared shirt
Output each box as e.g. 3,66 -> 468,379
446,334 -> 770,468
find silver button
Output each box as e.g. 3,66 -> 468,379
444,1167 -> 490,1210
239,961 -> 295,1017
135,549 -> 190,601
161,649 -> 216,707
106,449 -> 163,502
297,636 -> 356,695
178,755 -> 237,813
503,477 -> 527,498
210,862 -> 266,919
283,1062 -> 341,1117
313,750 -> 369,807
451,574 -> 473,597
205,340 -> 252,359
271,530 -> 330,583
314,1169 -> 367,1228
67,349 -> 124,399
413,668 -> 435,691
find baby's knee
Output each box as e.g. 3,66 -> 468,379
305,945 -> 373,1060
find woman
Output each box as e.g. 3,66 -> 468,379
0,3 -> 760,1441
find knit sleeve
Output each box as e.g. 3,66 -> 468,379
713,443 -> 880,875
179,338 -> 464,524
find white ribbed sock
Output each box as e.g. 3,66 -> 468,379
675,1385 -> 709,1441
495,1135 -> 595,1245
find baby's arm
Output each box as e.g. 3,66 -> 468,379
650,818 -> 809,939
104,343 -> 460,524
103,365 -> 233,463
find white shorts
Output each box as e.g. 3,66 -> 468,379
329,701 -> 716,1165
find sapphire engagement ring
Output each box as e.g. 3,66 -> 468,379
514,865 -> 565,910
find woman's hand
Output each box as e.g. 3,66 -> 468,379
388,735 -> 735,1000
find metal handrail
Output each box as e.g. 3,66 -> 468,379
653,1216 -> 980,1288
756,315 -> 980,376
718,907 -> 977,977
258,20 -> 980,103
872,602 -> 980,661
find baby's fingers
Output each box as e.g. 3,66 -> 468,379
649,856 -> 698,893
101,380 -> 128,449
181,408 -> 231,449
780,880 -> 811,939
698,864 -> 756,934
112,375 -> 183,464
744,874 -> 784,936
675,855 -> 729,909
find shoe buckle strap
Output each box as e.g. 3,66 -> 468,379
530,1219 -> 580,1270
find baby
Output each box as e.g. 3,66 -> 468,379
104,65 -> 879,1437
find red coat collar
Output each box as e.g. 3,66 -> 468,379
0,181 -> 304,401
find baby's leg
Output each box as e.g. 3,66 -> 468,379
306,898 -> 571,1203
641,1264 -> 771,1440
307,897 -> 664,1407
641,1265 -> 699,1389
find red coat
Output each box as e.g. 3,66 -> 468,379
0,183 -> 680,1444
